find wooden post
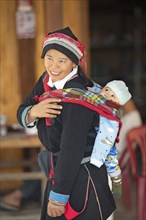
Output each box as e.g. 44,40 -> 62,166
62,0 -> 90,76
0,0 -> 21,124
44,0 -> 62,31
0,0 -> 23,192
33,1 -> 46,81
34,0 -> 63,81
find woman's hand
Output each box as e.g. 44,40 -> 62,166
28,98 -> 62,123
47,201 -> 65,217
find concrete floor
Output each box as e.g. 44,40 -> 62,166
0,200 -> 137,220
0,183 -> 137,220
115,194 -> 136,220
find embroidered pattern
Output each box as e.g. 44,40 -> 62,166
39,88 -> 121,120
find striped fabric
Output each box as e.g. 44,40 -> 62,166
38,88 -> 121,121
43,37 -> 83,59
42,33 -> 83,60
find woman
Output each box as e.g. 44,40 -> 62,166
17,27 -> 116,220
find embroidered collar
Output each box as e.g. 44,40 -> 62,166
47,66 -> 78,89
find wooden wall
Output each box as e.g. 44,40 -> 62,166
0,1 -> 23,191
0,1 -> 21,124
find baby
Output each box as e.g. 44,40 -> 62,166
90,80 -> 131,197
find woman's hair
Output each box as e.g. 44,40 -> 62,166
78,66 -> 93,87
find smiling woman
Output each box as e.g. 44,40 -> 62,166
17,27 -> 117,220
44,50 -> 76,82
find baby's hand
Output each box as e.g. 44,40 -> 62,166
87,82 -> 102,94
87,87 -> 94,92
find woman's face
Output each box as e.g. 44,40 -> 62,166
44,49 -> 75,82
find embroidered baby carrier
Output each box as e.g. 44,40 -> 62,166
35,74 -> 122,131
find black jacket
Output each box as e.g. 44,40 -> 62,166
17,71 -> 116,220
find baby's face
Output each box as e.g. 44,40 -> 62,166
100,87 -> 119,104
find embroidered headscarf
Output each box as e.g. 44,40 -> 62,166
41,27 -> 87,72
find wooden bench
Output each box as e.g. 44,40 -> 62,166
0,132 -> 46,201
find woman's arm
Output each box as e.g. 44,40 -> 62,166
17,73 -> 62,127
28,98 -> 62,123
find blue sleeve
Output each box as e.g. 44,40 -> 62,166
49,190 -> 69,205
105,145 -> 121,177
90,81 -> 102,93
